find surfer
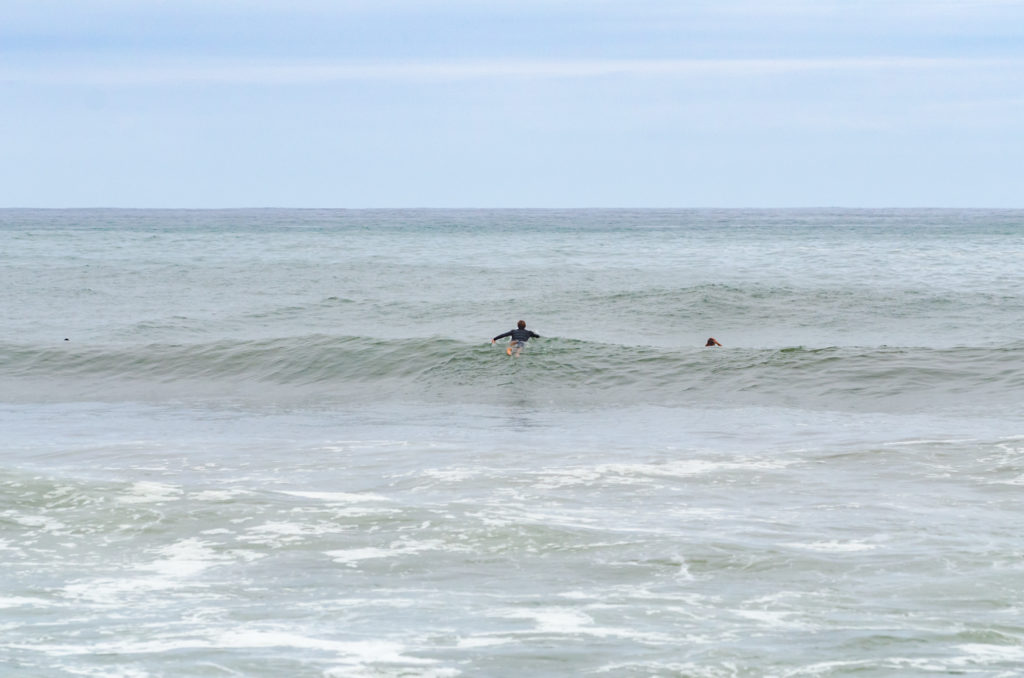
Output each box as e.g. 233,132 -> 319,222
492,320 -> 541,357
705,337 -> 722,347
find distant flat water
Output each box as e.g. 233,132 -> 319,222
2,209 -> 1023,677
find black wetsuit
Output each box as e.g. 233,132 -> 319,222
493,328 -> 541,343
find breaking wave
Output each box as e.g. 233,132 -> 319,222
3,336 -> 1021,413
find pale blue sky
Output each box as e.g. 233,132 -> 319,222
3,0 -> 1023,207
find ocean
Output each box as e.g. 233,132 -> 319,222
1,208 -> 1022,677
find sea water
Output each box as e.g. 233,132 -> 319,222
1,209 -> 1022,677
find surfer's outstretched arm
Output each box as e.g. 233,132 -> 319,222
492,321 -> 540,346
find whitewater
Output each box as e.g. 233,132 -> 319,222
2,208 -> 1022,677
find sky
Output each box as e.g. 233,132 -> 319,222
2,0 -> 1023,208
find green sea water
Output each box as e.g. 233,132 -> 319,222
2,209 -> 1023,677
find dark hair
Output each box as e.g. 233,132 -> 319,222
517,320 -> 526,329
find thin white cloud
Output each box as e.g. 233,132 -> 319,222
2,56 -> 1019,86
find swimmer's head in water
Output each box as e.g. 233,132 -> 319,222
517,320 -> 526,329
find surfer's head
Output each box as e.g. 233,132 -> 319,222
517,320 -> 526,329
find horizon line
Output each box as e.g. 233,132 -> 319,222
2,205 -> 1021,211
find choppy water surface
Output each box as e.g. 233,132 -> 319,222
2,209 -> 1023,677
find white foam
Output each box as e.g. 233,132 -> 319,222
329,506 -> 402,518
745,591 -> 812,606
326,547 -> 395,565
17,631 -> 433,667
278,490 -> 390,503
675,558 -> 695,581
6,513 -> 67,532
420,468 -> 481,482
818,654 -> 1024,674
318,440 -> 410,452
45,484 -> 77,499
474,506 -> 602,533
783,540 -> 877,552
218,631 -> 429,662
781,659 -> 875,675
668,507 -> 729,519
62,577 -> 147,606
116,481 -> 182,504
611,457 -> 794,478
242,520 -> 350,545
494,607 -> 593,633
532,468 -> 603,488
325,666 -> 457,678
56,665 -> 152,678
532,609 -> 594,634
734,609 -> 808,629
955,643 -> 1024,663
295,596 -> 420,610
246,521 -> 316,536
325,539 -> 448,566
883,438 -> 977,446
138,538 -> 227,578
455,636 -> 514,649
62,538 -> 231,605
490,606 -> 673,643
533,458 -> 794,489
193,488 -> 251,501
224,548 -> 266,563
0,596 -> 52,609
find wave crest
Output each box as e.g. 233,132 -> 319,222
2,337 -> 1021,412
